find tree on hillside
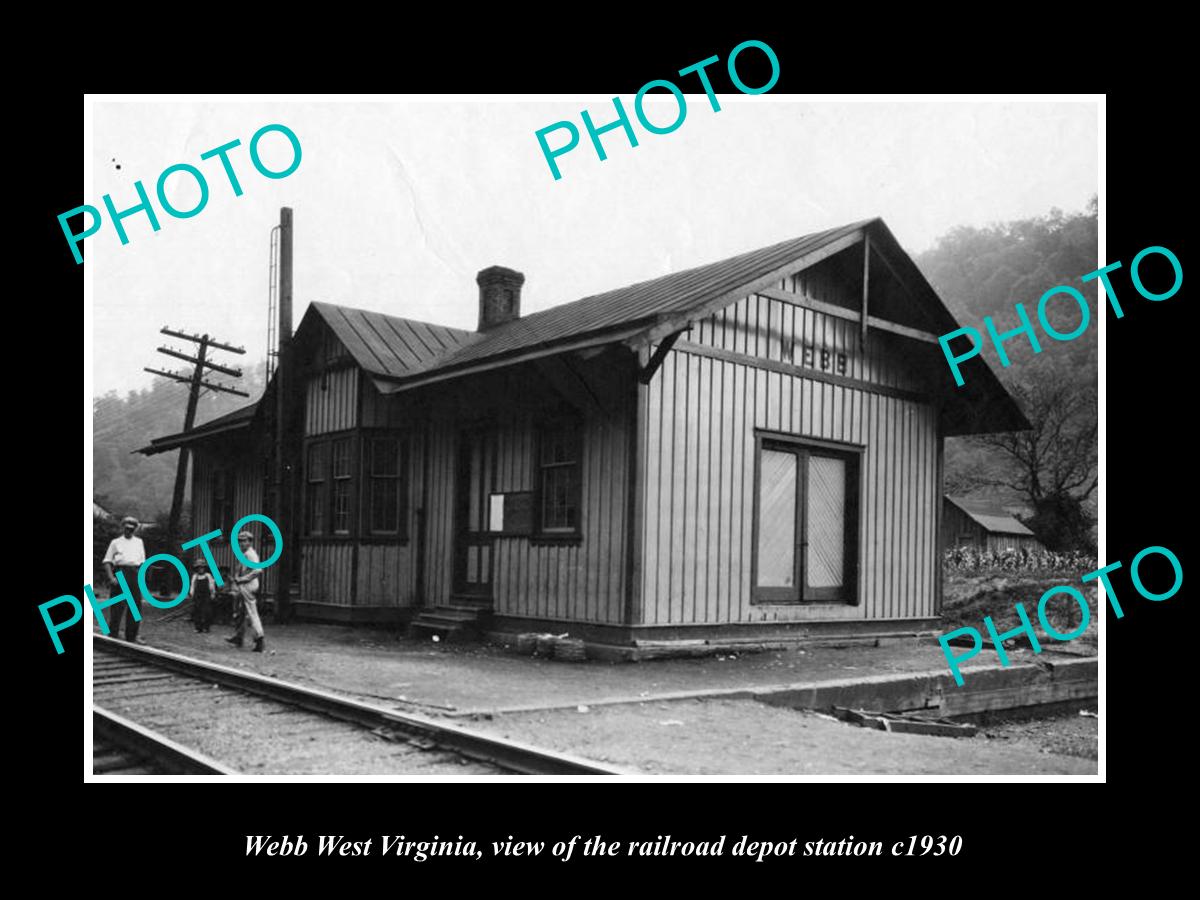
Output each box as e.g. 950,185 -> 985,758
92,359 -> 268,521
968,379 -> 1097,551
916,198 -> 1098,552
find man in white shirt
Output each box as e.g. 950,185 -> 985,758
226,529 -> 266,652
102,516 -> 147,642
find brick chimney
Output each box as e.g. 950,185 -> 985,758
476,265 -> 524,331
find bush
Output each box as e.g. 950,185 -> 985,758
943,546 -> 1096,575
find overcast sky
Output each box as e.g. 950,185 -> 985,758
90,98 -> 1098,397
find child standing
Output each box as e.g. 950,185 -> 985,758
189,559 -> 216,633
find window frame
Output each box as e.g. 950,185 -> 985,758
361,431 -> 409,542
302,430 -> 407,543
330,436 -> 353,535
534,415 -> 583,542
304,441 -> 329,536
750,431 -> 862,605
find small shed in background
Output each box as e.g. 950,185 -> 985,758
941,495 -> 1042,552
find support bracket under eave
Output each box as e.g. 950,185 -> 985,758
637,330 -> 684,384
532,354 -> 610,420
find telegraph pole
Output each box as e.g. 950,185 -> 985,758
146,328 -> 248,541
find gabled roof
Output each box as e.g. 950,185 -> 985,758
945,495 -> 1036,537
428,220 -> 870,371
307,302 -> 475,379
350,218 -> 1027,437
140,216 -> 1031,454
370,220 -> 872,391
301,221 -> 874,390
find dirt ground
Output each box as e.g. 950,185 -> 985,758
969,705 -> 1098,760
943,571 -> 1099,656
467,699 -> 1097,775
93,607 -> 1098,776
115,608 -> 1072,715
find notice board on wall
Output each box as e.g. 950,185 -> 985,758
489,491 -> 534,536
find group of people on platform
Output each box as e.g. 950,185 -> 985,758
100,515 -> 267,652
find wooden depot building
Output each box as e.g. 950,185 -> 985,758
142,218 -> 1028,653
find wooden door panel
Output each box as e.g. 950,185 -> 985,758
454,428 -> 497,597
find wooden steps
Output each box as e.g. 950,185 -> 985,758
409,595 -> 493,640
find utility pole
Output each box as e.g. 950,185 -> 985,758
146,327 -> 248,541
273,207 -> 295,623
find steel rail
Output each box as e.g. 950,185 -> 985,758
93,705 -> 241,775
94,635 -> 625,775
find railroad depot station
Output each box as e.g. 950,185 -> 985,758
140,215 -> 1028,657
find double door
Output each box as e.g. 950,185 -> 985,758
754,436 -> 859,604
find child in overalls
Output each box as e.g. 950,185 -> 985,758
189,559 -> 216,633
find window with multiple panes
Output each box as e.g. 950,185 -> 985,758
306,443 -> 327,535
538,421 -> 581,534
752,434 -> 859,604
302,434 -> 407,539
367,437 -> 404,535
331,438 -> 351,534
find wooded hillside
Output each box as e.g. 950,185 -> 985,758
915,198 -> 1098,549
92,362 -> 268,526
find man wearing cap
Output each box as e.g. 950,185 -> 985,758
102,516 -> 146,642
226,529 -> 265,652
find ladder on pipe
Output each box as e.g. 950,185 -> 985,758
266,224 -> 281,381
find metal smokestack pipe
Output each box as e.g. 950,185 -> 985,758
274,207 -> 294,622
279,208 -> 294,346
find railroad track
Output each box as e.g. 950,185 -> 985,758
93,635 -> 624,776
94,706 -> 238,775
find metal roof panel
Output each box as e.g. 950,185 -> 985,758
946,496 -> 1036,536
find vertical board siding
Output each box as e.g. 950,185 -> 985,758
302,371 -> 416,608
700,279 -> 925,391
422,369 -> 632,625
639,289 -> 940,625
425,419 -> 457,608
360,376 -> 406,429
189,451 -> 276,596
983,533 -> 1042,552
355,544 -> 411,606
299,541 -> 353,605
305,368 -> 358,436
232,462 -> 276,597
